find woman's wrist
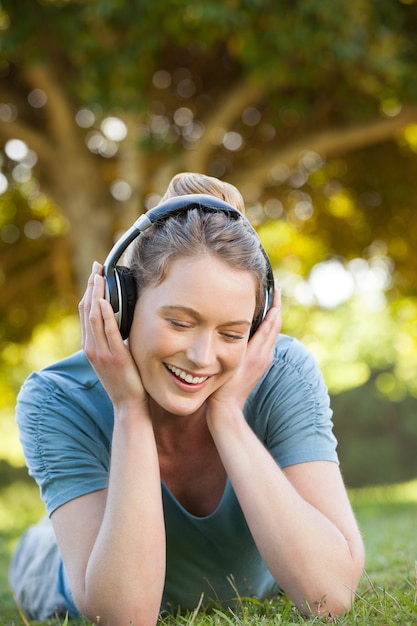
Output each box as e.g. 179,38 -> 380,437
206,399 -> 245,433
113,397 -> 152,428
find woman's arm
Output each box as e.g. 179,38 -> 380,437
206,417 -> 363,617
206,296 -> 364,617
52,414 -> 165,626
52,263 -> 165,626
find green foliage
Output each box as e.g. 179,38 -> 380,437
1,0 -> 417,501
2,0 -> 417,110
332,378 -> 417,488
0,314 -> 80,469
276,290 -> 417,489
281,293 -> 417,396
0,187 -> 74,342
1,479 -> 417,624
0,8 -> 416,625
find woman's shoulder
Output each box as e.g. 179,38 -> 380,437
23,350 -> 98,390
16,350 -> 105,412
16,351 -> 112,517
42,349 -> 98,386
251,333 -> 328,403
16,350 -> 113,440
273,333 -> 319,373
247,335 -> 337,466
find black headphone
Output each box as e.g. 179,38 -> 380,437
103,193 -> 275,339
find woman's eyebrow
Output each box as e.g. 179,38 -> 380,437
160,305 -> 252,326
160,305 -> 199,316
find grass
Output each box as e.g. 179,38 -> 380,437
1,480 -> 417,625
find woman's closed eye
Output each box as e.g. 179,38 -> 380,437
220,331 -> 246,342
167,318 -> 193,330
167,318 -> 247,342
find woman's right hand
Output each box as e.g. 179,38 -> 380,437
79,261 -> 148,411
207,285 -> 282,418
56,262 -> 165,625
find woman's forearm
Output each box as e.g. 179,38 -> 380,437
81,407 -> 166,625
207,406 -> 364,617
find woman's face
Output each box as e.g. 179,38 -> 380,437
128,254 -> 257,417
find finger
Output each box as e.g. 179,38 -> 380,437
79,265 -> 97,347
99,297 -> 126,353
93,272 -> 105,298
272,281 -> 282,311
261,285 -> 282,331
79,263 -> 105,349
88,274 -> 108,339
90,275 -> 127,355
93,260 -> 103,276
265,283 -> 282,330
253,309 -> 281,349
248,291 -> 282,354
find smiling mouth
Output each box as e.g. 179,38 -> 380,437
165,363 -> 209,385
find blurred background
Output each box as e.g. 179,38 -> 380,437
1,0 -> 417,503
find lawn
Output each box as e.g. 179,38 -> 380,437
1,480 -> 416,625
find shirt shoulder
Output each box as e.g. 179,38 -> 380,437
16,351 -> 112,515
253,333 -> 327,399
273,333 -> 319,372
38,349 -> 100,389
17,350 -> 109,413
246,334 -> 338,467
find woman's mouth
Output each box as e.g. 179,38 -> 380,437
164,363 -> 209,385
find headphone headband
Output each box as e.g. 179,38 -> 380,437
104,194 -> 274,339
105,194 -> 248,270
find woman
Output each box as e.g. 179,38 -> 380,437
10,173 -> 364,624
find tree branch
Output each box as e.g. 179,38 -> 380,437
19,63 -> 80,151
185,76 -> 266,173
229,105 -> 417,192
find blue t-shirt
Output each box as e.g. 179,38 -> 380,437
16,334 -> 338,615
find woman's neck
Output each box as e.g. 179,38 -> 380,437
149,398 -> 209,453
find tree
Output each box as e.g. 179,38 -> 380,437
2,0 -> 417,487
1,0 -> 417,339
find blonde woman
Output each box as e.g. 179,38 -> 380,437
10,173 -> 364,624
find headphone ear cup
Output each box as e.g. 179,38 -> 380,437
250,267 -> 275,338
115,266 -> 137,339
250,286 -> 269,338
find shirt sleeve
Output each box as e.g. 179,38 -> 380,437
15,354 -> 113,516
245,334 -> 339,468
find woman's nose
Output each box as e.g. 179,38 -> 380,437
185,332 -> 216,368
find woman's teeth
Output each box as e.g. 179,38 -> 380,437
165,364 -> 208,385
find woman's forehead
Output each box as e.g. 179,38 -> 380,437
145,255 -> 257,305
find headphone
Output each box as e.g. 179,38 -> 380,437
103,193 -> 275,339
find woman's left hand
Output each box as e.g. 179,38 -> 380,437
207,285 -> 282,413
205,284 -> 364,618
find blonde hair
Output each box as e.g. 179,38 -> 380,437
160,172 -> 245,213
128,173 -> 268,316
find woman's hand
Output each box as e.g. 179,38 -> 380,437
79,262 -> 148,411
205,284 -> 364,618
207,285 -> 282,414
